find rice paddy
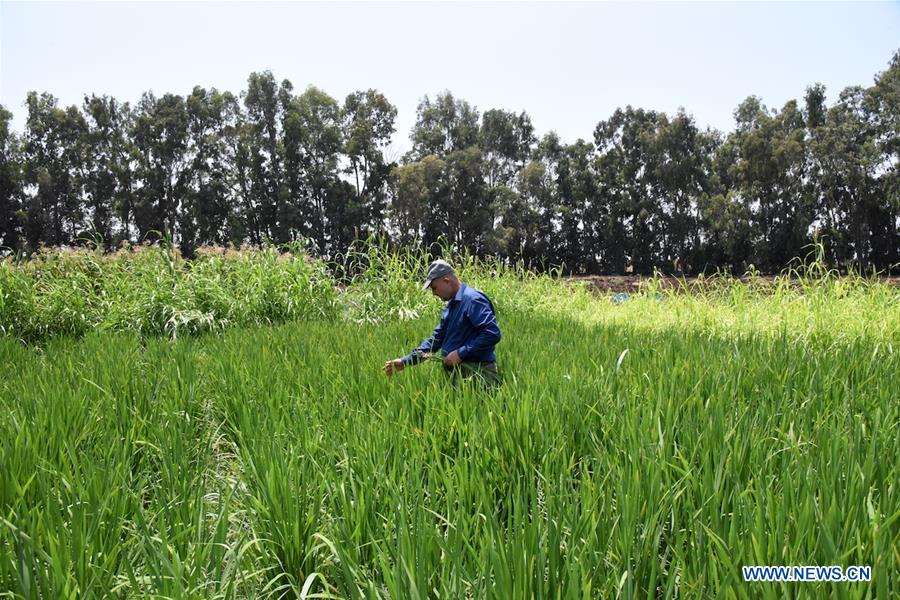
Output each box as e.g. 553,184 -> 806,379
0,244 -> 897,598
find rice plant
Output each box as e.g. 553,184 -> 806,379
0,243 -> 896,597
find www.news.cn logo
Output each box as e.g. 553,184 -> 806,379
743,565 -> 872,582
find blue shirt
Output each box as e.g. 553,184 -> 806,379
402,284 -> 501,365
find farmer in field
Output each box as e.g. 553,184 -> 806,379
384,259 -> 502,387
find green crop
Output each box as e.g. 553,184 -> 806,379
0,243 -> 897,598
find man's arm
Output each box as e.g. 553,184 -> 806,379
401,311 -> 448,366
455,296 -> 501,360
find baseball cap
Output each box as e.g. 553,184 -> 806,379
422,259 -> 455,290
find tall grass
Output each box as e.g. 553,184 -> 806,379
0,243 -> 338,342
0,242 -> 897,597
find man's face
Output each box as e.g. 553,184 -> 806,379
429,277 -> 454,301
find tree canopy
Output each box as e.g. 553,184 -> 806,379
2,53 -> 898,274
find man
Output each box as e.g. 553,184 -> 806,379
384,259 -> 502,387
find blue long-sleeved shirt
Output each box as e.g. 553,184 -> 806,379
402,284 -> 501,365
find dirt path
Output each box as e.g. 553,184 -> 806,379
566,274 -> 900,294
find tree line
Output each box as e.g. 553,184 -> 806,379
1,51 -> 897,274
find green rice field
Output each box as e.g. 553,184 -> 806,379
0,245 -> 897,598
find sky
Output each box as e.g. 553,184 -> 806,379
1,1 -> 898,156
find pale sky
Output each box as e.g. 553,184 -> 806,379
2,1 -> 898,156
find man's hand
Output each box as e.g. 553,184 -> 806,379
443,350 -> 462,368
384,358 -> 405,376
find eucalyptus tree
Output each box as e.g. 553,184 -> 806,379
650,110 -> 714,273
409,91 -> 480,160
81,95 -> 133,248
726,96 -> 814,271
479,108 -> 536,255
479,108 -> 536,188
390,156 -> 449,246
226,104 -> 263,246
180,86 -> 238,254
556,139 -> 595,273
21,92 -> 89,248
593,107 -> 666,273
403,92 -> 489,255
0,105 -> 23,252
444,146 -> 491,252
343,90 -> 397,236
244,71 -> 287,243
866,51 -> 900,268
287,86 -> 343,253
590,142 -> 628,273
514,155 -> 555,266
482,185 -> 524,257
803,82 -> 852,265
771,100 -> 816,268
279,79 -> 304,241
809,86 -> 888,268
130,92 -> 189,244
699,130 -> 754,273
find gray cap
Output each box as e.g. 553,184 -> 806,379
422,259 -> 455,290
